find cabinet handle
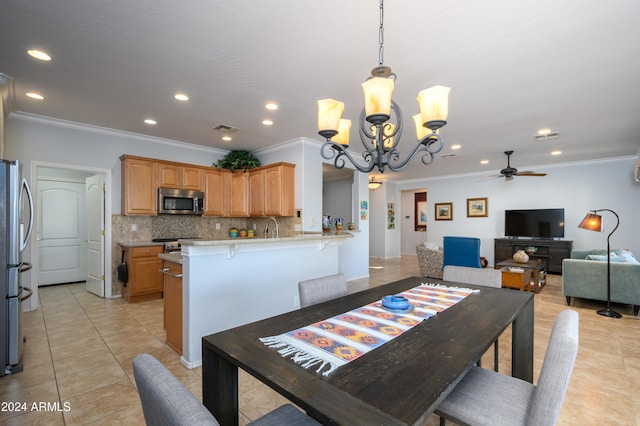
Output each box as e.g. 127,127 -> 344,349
159,267 -> 183,278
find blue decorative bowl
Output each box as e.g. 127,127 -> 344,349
382,295 -> 409,310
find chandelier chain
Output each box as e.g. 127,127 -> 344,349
378,0 -> 384,67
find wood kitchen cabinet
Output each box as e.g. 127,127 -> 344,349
249,168 -> 265,216
226,170 -> 250,217
121,155 -> 157,215
249,163 -> 295,217
162,260 -> 183,354
121,245 -> 164,302
158,163 -> 203,191
264,163 -> 295,216
203,168 -> 226,216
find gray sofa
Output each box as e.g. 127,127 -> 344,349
562,249 -> 640,315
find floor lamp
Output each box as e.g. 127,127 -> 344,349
578,209 -> 622,318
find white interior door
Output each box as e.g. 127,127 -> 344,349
85,174 -> 105,297
37,180 -> 87,285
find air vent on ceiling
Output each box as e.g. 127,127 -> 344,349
213,124 -> 239,133
440,153 -> 457,159
534,132 -> 560,142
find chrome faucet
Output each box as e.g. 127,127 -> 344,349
264,216 -> 279,238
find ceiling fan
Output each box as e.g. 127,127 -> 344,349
490,150 -> 547,181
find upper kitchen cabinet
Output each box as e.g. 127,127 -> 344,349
249,168 -> 265,217
121,155 -> 157,215
227,170 -> 250,217
158,163 -> 203,191
249,163 -> 295,217
203,168 -> 226,217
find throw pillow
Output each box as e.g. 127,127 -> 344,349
425,241 -> 440,251
615,249 -> 640,264
586,254 -> 625,262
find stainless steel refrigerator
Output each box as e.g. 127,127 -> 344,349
1,159 -> 34,376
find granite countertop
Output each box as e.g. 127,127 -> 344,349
179,232 -> 353,247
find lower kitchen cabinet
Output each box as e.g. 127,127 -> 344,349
162,260 -> 183,354
121,245 -> 163,302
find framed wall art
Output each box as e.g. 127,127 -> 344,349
435,202 -> 453,221
467,197 -> 488,218
415,192 -> 427,231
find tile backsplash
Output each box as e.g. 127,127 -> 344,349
111,214 -> 301,296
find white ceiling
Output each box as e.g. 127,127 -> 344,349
1,0 -> 639,182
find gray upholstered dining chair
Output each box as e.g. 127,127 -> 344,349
133,353 -> 321,426
298,273 -> 348,308
443,265 -> 503,371
436,309 -> 579,426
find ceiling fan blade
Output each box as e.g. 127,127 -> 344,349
474,174 -> 503,182
514,172 -> 547,177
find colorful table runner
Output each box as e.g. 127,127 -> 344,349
260,283 -> 476,376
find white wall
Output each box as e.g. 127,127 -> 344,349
375,157 -> 640,264
6,113 -> 228,214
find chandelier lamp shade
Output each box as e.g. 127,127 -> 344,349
317,0 -> 451,174
368,177 -> 382,190
577,209 -> 622,318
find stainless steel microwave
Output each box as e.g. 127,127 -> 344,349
158,188 -> 204,215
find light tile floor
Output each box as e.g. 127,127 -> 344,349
1,255 -> 638,425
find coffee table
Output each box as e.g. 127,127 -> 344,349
496,258 -> 546,293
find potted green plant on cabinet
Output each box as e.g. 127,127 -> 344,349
214,150 -> 261,172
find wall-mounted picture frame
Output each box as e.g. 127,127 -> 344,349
415,192 -> 427,231
435,202 -> 453,221
467,197 -> 488,217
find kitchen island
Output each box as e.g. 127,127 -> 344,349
176,233 -> 353,368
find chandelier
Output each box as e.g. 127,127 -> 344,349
317,0 -> 450,173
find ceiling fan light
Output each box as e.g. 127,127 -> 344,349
417,85 -> 450,125
362,77 -> 394,119
317,98 -> 344,132
331,119 -> 352,146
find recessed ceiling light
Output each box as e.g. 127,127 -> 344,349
551,150 -> 562,156
538,128 -> 552,135
144,119 -> 157,125
262,119 -> 274,126
27,49 -> 51,61
480,160 -> 489,164
26,92 -> 44,100
265,103 -> 278,110
222,136 -> 232,141
451,144 -> 461,150
174,93 -> 189,101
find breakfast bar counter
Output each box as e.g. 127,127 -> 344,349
177,233 -> 353,368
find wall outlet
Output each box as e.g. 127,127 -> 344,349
131,223 -> 137,232
293,296 -> 300,308
215,223 -> 221,230
309,217 -> 316,227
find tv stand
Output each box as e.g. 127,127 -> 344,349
494,238 -> 572,274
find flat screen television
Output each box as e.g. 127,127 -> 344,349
505,208 -> 565,239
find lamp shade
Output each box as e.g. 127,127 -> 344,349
362,77 -> 395,118
368,177 -> 382,190
417,85 -> 450,124
317,99 -> 345,131
578,213 -> 602,232
413,113 -> 430,139
331,119 -> 352,146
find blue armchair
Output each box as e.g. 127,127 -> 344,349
443,236 -> 482,269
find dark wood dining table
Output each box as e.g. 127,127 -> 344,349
202,276 -> 534,426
